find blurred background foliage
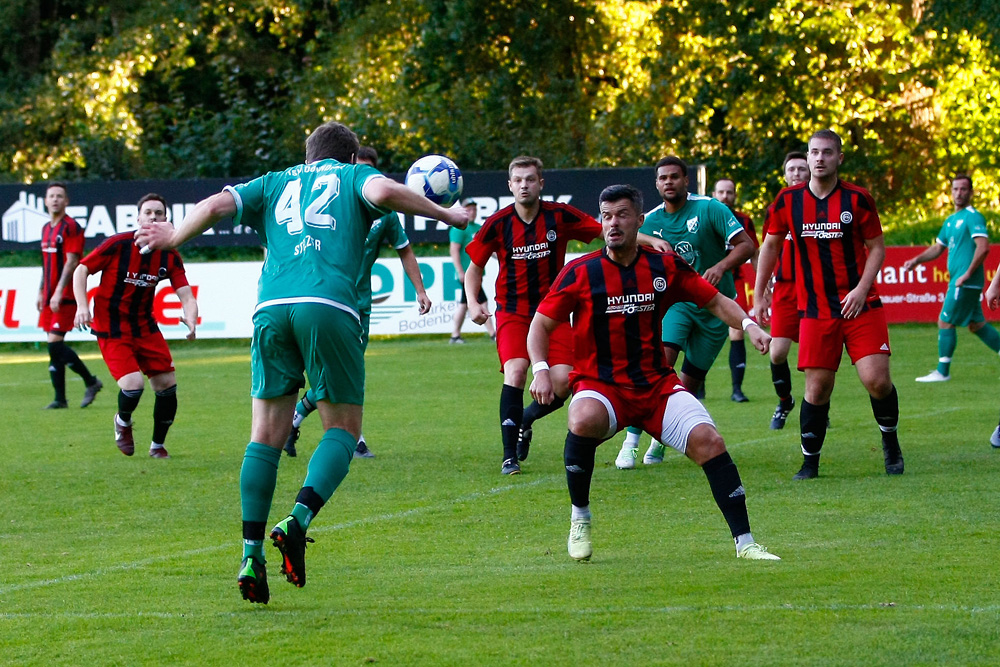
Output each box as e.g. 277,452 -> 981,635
1,0 -> 998,223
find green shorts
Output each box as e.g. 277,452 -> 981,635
250,303 -> 365,405
940,284 -> 985,327
661,301 -> 729,373
359,308 -> 371,352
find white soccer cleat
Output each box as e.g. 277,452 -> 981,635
737,542 -> 781,560
915,370 -> 950,383
991,426 -> 1000,449
615,446 -> 637,470
567,519 -> 592,561
643,441 -> 666,465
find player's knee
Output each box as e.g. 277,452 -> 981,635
47,340 -> 66,361
567,408 -> 609,440
686,425 -> 726,465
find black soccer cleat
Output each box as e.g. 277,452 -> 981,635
793,455 -> 819,480
516,426 -> 533,462
238,557 -> 270,604
501,457 -> 521,475
45,400 -> 68,410
770,398 -> 795,430
270,516 -> 314,588
730,389 -> 749,403
283,426 -> 300,457
882,442 -> 904,475
81,379 -> 103,408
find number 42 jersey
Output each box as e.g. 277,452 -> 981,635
227,159 -> 389,318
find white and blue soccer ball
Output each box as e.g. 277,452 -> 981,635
405,155 -> 464,208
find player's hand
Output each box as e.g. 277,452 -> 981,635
752,297 -> 771,326
702,265 -> 725,286
747,324 -> 771,355
986,283 -> 1000,311
954,273 -> 968,288
49,294 -> 61,312
901,258 -> 918,272
840,287 -> 867,319
529,370 -> 555,405
416,292 -> 432,315
180,316 -> 197,341
36,291 -> 45,312
74,308 -> 92,330
649,238 -> 673,253
134,221 -> 175,254
443,205 -> 471,231
468,301 -> 491,326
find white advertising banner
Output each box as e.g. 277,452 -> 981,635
0,257 -> 500,343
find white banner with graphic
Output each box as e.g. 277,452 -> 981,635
0,258 -> 500,343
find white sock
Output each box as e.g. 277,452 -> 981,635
734,532 -> 755,552
623,430 -> 640,448
291,410 -> 306,429
150,442 -> 165,450
571,505 -> 591,521
115,414 -> 131,427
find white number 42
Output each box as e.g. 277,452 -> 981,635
274,175 -> 340,233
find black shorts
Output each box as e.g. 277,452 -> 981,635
460,287 -> 488,306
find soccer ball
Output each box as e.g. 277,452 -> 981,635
405,155 -> 464,208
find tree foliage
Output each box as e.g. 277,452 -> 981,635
0,0 -> 997,219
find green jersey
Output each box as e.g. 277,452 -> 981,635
227,159 -> 389,318
937,206 -> 989,289
640,194 -> 743,298
449,221 -> 483,272
357,212 -> 409,314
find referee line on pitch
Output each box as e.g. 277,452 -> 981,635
0,475 -> 557,596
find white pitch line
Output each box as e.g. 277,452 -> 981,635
0,475 -> 557,596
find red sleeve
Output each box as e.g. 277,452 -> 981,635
536,263 -> 580,323
740,213 -> 759,248
167,251 -> 189,290
763,196 -> 788,237
80,234 -> 120,273
559,204 -> 603,242
857,189 -> 883,240
64,218 -> 85,255
669,254 -> 719,308
464,217 -> 500,268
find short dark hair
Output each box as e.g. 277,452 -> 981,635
46,182 -> 68,196
137,193 -> 167,210
305,121 -> 360,164
952,173 -> 973,189
599,184 -> 644,215
809,129 -> 842,152
357,146 -> 379,168
508,155 -> 543,178
655,156 -> 688,174
713,177 -> 736,190
782,151 -> 807,169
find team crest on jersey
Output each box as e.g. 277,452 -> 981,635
653,277 -> 667,292
546,229 -> 557,242
686,217 -> 699,233
840,212 -> 853,224
673,240 -> 696,265
158,267 -> 168,278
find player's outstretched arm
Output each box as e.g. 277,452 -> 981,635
955,236 -> 990,287
136,192 -> 236,253
397,245 -> 431,314
753,234 -> 782,324
637,232 -> 672,253
175,285 -> 199,340
72,264 -> 93,330
704,230 -> 754,286
464,263 -> 491,325
901,241 -> 944,272
527,312 -> 560,405
706,293 -> 770,354
364,178 -> 470,230
50,252 -> 79,312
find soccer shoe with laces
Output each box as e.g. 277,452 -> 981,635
45,400 -> 68,409
149,445 -> 169,459
737,543 -> 781,560
80,379 -> 103,408
882,442 -> 904,475
238,557 -> 270,604
568,518 -> 592,561
516,426 -> 533,461
643,442 -> 666,465
114,415 -> 135,456
991,426 -> 1000,449
270,516 -> 314,588
770,398 -> 795,430
354,437 -> 375,459
283,426 -> 300,457
615,446 -> 637,470
501,457 -> 521,475
915,370 -> 950,383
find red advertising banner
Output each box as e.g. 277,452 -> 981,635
735,245 -> 1000,324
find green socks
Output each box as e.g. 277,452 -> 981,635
240,441 -> 282,562
974,323 -> 1000,354
937,327 -> 957,376
290,428 -> 355,529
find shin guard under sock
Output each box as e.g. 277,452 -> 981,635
522,395 -> 567,429
770,361 -> 792,402
702,451 -> 751,539
564,432 -> 600,509
117,388 -> 143,423
500,384 -> 524,461
729,339 -> 747,391
870,385 -> 900,452
152,385 -> 177,444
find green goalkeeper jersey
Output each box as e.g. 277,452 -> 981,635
640,194 -> 744,298
357,211 -> 409,314
937,206 -> 989,289
227,159 -> 389,318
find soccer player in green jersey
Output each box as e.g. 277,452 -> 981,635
615,156 -> 755,470
449,198 -> 496,344
902,174 -> 999,382
283,146 -> 432,460
134,122 -> 469,604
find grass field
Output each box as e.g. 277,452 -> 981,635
2,325 -> 999,665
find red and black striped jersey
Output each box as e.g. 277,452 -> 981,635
764,180 -> 883,319
538,247 -> 718,388
465,201 -> 602,317
40,215 -> 85,304
80,232 -> 189,338
761,203 -> 796,283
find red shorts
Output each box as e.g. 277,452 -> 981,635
798,307 -> 891,371
572,374 -> 692,439
769,280 -> 800,341
38,303 -> 77,335
495,311 -> 574,370
733,278 -> 750,312
98,332 -> 175,380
